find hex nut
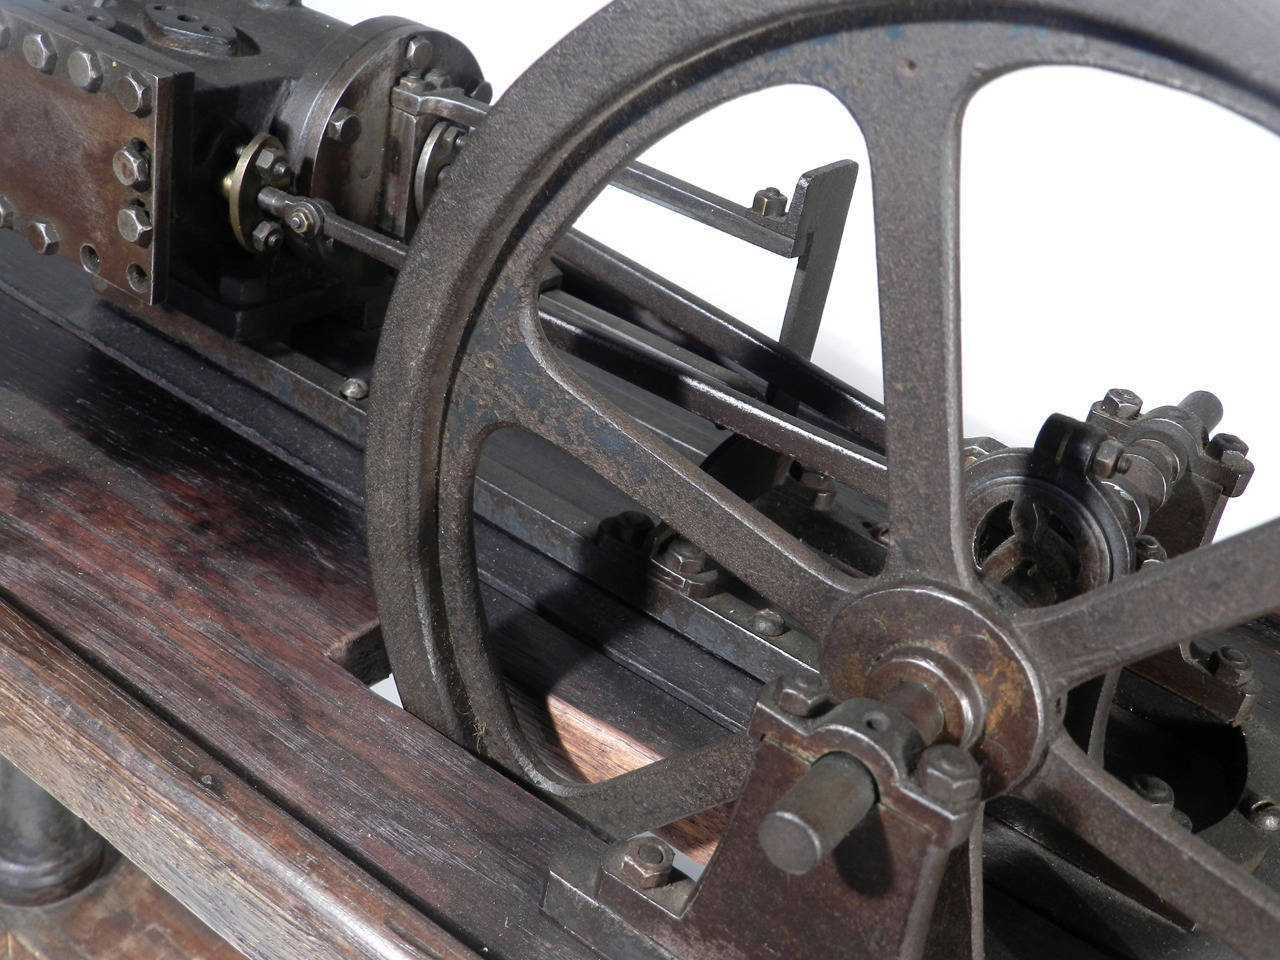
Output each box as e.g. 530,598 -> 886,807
618,838 -> 673,890
1090,438 -> 1126,479
0,196 -> 13,230
115,73 -> 153,116
116,206 -> 153,247
113,145 -> 151,190
325,107 -> 362,145
251,220 -> 282,253
662,537 -> 708,575
776,675 -> 830,718
405,34 -> 434,72
27,219 -> 60,256
23,32 -> 56,73
68,48 -> 103,91
916,745 -> 981,804
1099,388 -> 1143,420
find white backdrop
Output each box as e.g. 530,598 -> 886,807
312,0 -> 1280,540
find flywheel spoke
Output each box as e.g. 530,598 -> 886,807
448,320 -> 862,638
1015,517 -> 1280,696
845,74 -> 972,586
1022,736 -> 1280,959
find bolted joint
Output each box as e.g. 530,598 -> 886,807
405,34 -> 434,73
115,73 -> 152,116
618,837 -> 674,890
22,32 -> 57,73
916,744 -> 981,805
752,187 -> 788,219
285,203 -> 320,238
1090,438 -> 1127,479
251,220 -> 282,253
1099,388 -> 1143,420
116,206 -> 153,247
661,537 -> 708,575
113,145 -> 151,190
1212,646 -> 1254,687
27,219 -> 59,256
339,378 -> 369,402
598,511 -> 654,550
775,674 -> 830,718
325,107 -> 362,145
67,49 -> 103,92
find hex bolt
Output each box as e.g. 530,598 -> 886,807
324,107 -> 363,145
1134,534 -> 1167,569
1209,433 -> 1250,460
112,145 -> 151,190
758,752 -> 877,875
776,674 -> 830,718
405,34 -> 434,73
67,48 -> 102,91
339,378 -> 369,401
1212,646 -> 1254,687
1130,773 -> 1176,814
618,836 -> 673,890
752,187 -> 788,219
1249,802 -> 1280,834
0,22 -> 10,50
27,220 -> 59,256
251,220 -> 282,253
116,206 -> 153,247
115,73 -> 153,116
608,510 -> 654,549
752,608 -> 786,638
916,745 -> 981,805
22,32 -> 57,73
1099,388 -> 1143,420
0,196 -> 13,231
662,537 -> 708,575
1090,438 -> 1127,479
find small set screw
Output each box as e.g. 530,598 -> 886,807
752,187 -> 788,219
339,378 -> 369,401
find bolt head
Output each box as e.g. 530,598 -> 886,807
753,187 -> 788,219
405,34 -> 434,72
0,22 -> 10,50
116,206 -> 153,246
1134,534 -> 1167,569
618,837 -> 673,890
0,196 -> 13,230
1212,646 -> 1254,687
663,537 -> 708,575
22,32 -> 56,73
250,220 -> 282,253
68,48 -> 102,91
112,146 -> 151,190
1250,802 -> 1280,833
1100,388 -> 1143,420
1130,773 -> 1176,810
1090,438 -> 1126,479
776,675 -> 830,718
752,608 -> 786,638
1209,433 -> 1250,460
339,378 -> 369,401
115,73 -> 152,116
916,745 -> 981,805
27,219 -> 59,256
324,107 -> 362,145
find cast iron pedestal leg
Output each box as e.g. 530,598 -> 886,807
0,757 -> 105,905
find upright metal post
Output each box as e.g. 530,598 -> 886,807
0,757 -> 104,905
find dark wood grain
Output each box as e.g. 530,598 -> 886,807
0,599 -> 476,960
0,857 -> 248,960
0,294 -> 602,960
